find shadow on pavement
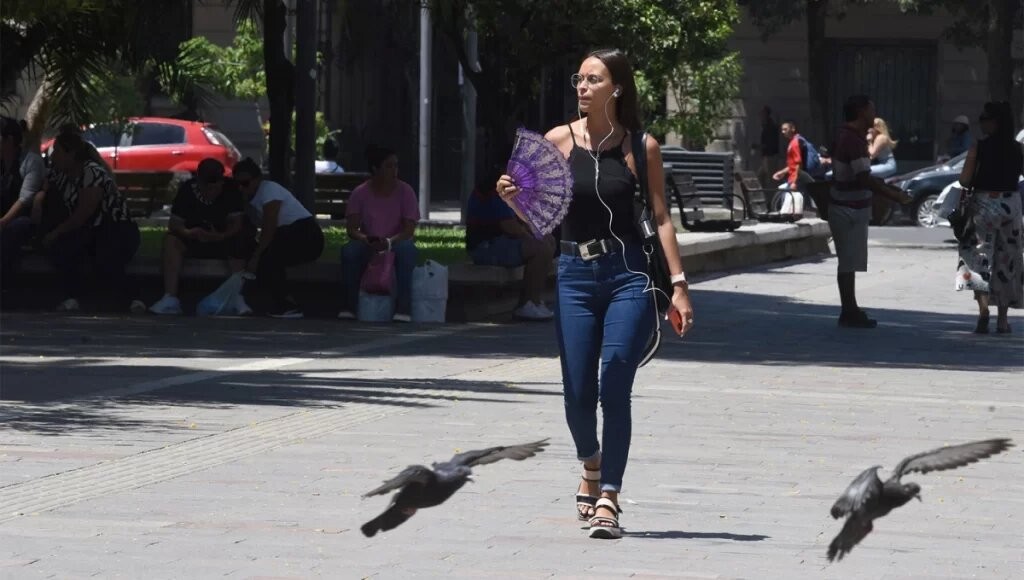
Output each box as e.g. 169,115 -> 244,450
0,372 -> 557,435
625,530 -> 770,541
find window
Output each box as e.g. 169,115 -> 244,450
82,125 -> 123,148
130,123 -> 186,146
827,41 -> 937,161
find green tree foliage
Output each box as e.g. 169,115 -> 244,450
1,0 -> 190,135
156,19 -> 267,113
158,18 -> 331,154
430,0 -> 741,148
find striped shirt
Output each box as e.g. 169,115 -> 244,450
830,125 -> 872,202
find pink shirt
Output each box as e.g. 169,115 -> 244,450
346,179 -> 420,238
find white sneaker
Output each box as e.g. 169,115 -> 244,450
56,298 -> 80,312
233,294 -> 253,316
129,299 -> 147,314
515,301 -> 554,321
337,310 -> 356,320
392,313 -> 412,323
533,302 -> 555,319
149,294 -> 183,315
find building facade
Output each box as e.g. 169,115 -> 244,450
716,4 -> 1017,174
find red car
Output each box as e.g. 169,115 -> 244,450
42,117 -> 241,174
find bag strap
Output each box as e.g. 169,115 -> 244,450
631,130 -> 649,206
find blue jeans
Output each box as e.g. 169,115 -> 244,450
470,237 -> 523,267
341,238 -> 418,315
555,243 -> 656,493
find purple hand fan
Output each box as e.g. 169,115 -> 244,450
506,127 -> 573,238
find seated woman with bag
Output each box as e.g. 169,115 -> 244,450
338,146 -> 419,323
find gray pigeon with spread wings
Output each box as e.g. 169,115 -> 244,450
361,439 -> 549,537
827,438 -> 1013,562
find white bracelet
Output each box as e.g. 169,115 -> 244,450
386,238 -> 393,251
670,272 -> 687,285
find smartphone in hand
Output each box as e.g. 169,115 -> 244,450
668,308 -> 685,337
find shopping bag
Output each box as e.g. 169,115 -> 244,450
196,272 -> 251,316
411,260 -> 448,322
360,251 -> 395,295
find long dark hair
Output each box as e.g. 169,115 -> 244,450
982,101 -> 1015,143
585,48 -> 641,132
54,130 -> 113,174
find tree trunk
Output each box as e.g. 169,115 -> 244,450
806,0 -> 830,144
985,0 -> 1015,114
23,79 -> 54,152
264,0 -> 294,187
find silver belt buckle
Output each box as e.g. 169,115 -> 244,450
578,239 -> 602,262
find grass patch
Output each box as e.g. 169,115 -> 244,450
138,225 -> 468,265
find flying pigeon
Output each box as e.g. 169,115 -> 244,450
827,438 -> 1013,562
361,439 -> 549,537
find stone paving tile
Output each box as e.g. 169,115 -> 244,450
1,246 -> 1022,579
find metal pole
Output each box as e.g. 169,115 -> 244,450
294,0 -> 317,210
459,23 -> 479,224
418,3 -> 432,219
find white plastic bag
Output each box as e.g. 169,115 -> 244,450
358,291 -> 394,322
935,182 -> 961,219
196,272 -> 251,316
411,260 -> 448,323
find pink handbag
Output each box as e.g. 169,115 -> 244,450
360,251 -> 395,295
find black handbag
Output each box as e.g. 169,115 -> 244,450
631,130 -> 673,313
949,158 -> 979,242
631,131 -> 674,367
948,190 -> 973,242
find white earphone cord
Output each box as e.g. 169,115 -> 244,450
578,95 -> 673,326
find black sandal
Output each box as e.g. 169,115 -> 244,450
588,497 -> 623,539
576,467 -> 600,521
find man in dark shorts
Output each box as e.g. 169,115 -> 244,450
149,158 -> 254,315
828,95 -> 912,328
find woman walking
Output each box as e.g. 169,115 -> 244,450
497,48 -> 694,539
955,101 -> 1023,334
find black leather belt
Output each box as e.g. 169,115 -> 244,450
560,238 -> 616,261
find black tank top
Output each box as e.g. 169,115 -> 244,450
973,136 -> 1024,192
561,125 -> 639,243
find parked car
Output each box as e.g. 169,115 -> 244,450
41,117 -> 241,175
885,152 -> 966,227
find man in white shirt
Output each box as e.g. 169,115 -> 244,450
314,138 -> 345,174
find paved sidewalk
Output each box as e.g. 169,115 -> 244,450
1,244 -> 1021,579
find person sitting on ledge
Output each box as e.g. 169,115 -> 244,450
337,145 -> 419,323
150,158 -> 255,315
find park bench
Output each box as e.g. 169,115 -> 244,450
736,170 -> 802,223
661,149 -> 744,232
114,171 -> 177,219
313,172 -> 369,219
